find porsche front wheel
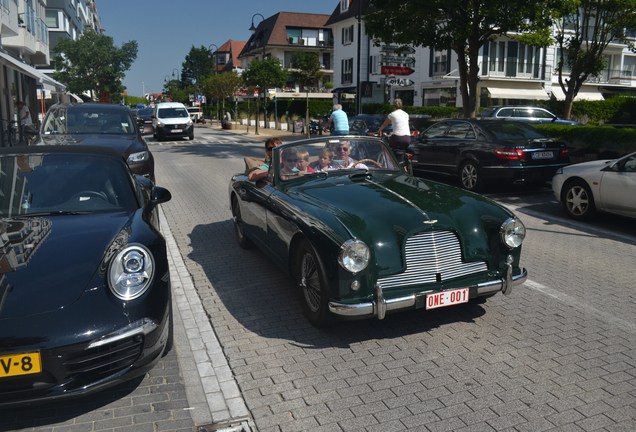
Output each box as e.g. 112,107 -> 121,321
296,241 -> 331,327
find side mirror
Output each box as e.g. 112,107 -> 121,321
151,186 -> 172,205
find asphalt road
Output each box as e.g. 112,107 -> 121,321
151,127 -> 635,432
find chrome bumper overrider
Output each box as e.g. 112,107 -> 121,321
328,267 -> 528,320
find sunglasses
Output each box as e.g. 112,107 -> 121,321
337,147 -> 349,151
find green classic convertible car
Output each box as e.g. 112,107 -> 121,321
229,136 -> 527,326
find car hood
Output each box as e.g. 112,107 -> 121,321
563,158 -> 614,174
38,133 -> 144,154
290,174 -> 513,264
0,213 -> 134,319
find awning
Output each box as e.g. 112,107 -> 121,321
0,51 -> 66,92
550,85 -> 604,101
483,81 -> 549,100
331,86 -> 357,94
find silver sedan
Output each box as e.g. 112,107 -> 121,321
552,151 -> 636,220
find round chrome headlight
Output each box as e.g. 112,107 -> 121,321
500,218 -> 526,249
108,244 -> 155,300
338,239 -> 370,274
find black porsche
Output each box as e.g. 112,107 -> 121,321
0,145 -> 172,406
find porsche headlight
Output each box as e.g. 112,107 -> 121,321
108,245 -> 155,300
500,218 -> 526,249
338,239 -> 370,273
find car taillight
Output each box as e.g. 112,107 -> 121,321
495,148 -> 525,161
411,130 -> 420,136
560,147 -> 569,158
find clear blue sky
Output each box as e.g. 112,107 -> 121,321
98,0 -> 338,97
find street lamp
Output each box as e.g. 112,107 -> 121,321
249,13 -> 264,33
172,68 -> 180,81
249,13 -> 266,133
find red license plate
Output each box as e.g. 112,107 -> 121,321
425,288 -> 469,310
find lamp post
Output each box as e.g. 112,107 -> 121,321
208,43 -> 219,121
172,68 -> 180,81
249,13 -> 266,133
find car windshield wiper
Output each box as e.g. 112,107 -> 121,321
24,210 -> 92,216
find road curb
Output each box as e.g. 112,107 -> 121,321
160,208 -> 255,431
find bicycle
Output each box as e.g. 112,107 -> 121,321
2,119 -> 18,147
369,131 -> 414,175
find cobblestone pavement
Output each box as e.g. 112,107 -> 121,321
152,129 -> 636,432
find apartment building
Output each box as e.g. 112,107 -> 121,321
238,11 -> 335,101
1,0 -> 67,146
326,0 -> 636,110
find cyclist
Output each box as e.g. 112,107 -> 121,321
378,98 -> 411,152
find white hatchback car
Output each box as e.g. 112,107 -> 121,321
552,151 -> 636,220
152,102 -> 194,141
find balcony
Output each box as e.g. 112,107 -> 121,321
480,61 -> 551,81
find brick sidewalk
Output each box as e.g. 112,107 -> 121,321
205,121 -> 309,141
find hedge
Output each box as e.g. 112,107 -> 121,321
535,123 -> 636,159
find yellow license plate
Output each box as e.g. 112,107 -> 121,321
0,352 -> 42,378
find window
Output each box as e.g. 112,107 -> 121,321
369,55 -> 380,74
340,0 -> 349,13
342,58 -> 353,84
45,10 -> 59,29
342,25 -> 354,45
287,28 -> 301,44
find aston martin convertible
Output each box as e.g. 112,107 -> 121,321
229,136 -> 528,326
0,145 -> 172,406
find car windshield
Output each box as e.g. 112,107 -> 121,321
187,108 -> 201,113
481,121 -> 547,140
274,137 -> 400,182
137,108 -> 153,117
158,108 -> 189,118
0,153 -> 138,216
42,107 -> 136,135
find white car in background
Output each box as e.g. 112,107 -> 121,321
552,151 -> 636,220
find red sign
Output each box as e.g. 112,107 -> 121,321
381,66 -> 414,76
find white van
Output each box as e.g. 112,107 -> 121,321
152,102 -> 194,141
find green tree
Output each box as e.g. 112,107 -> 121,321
365,0 -> 554,118
53,30 -> 137,102
290,52 -> 323,136
203,72 -> 243,120
242,59 -> 288,133
182,46 -> 214,94
553,0 -> 636,119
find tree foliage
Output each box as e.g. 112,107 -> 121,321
290,52 -> 323,90
365,0 -> 554,118
242,58 -> 288,91
182,46 -> 214,90
53,30 -> 137,102
203,72 -> 243,115
552,0 -> 636,118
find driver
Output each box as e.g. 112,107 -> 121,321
332,141 -> 368,169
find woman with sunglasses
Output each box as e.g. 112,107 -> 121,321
248,137 -> 281,181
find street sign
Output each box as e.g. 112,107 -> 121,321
381,66 -> 415,76
381,55 -> 416,66
382,45 -> 416,55
385,77 -> 415,87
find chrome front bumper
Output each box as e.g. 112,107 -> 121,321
328,267 -> 528,320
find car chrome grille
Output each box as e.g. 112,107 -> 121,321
378,231 -> 488,289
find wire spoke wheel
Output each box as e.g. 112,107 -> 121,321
296,241 -> 331,326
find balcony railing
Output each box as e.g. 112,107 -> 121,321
287,38 -> 334,48
584,68 -> 634,85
